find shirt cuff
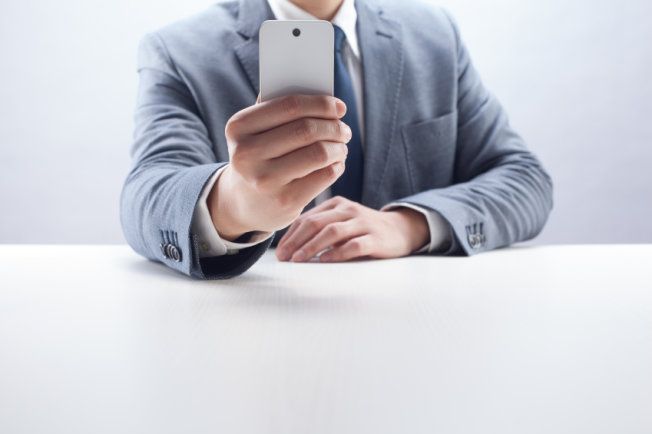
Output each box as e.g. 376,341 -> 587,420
191,165 -> 274,258
381,202 -> 452,254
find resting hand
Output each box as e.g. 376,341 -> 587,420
276,196 -> 430,263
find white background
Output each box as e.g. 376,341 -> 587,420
0,0 -> 650,244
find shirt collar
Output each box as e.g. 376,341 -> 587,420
266,0 -> 360,59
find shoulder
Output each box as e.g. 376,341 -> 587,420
368,0 -> 460,44
361,0 -> 463,68
158,1 -> 239,37
138,1 -> 242,66
375,0 -> 453,22
156,1 -> 240,42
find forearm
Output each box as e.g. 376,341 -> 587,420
409,12 -> 555,255
398,150 -> 553,255
121,163 -> 223,270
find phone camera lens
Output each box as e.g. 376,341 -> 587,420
292,28 -> 301,37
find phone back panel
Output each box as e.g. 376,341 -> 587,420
259,20 -> 334,101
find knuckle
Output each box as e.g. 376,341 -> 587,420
304,216 -> 320,231
325,164 -> 340,179
325,223 -> 341,237
349,239 -> 364,253
319,96 -> 335,114
328,120 -> 340,137
281,95 -> 301,117
310,142 -> 330,164
295,119 -> 317,142
344,204 -> 357,214
225,115 -> 244,140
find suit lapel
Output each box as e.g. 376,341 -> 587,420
356,1 -> 404,207
234,0 -> 274,95
234,41 -> 260,95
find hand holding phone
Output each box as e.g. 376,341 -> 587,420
206,21 -> 348,241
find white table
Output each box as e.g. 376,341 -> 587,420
0,245 -> 651,434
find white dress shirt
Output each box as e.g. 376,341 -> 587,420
191,0 -> 451,257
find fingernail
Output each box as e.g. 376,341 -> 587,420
335,162 -> 345,175
335,99 -> 347,117
292,250 -> 307,262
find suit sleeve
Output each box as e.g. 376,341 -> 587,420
397,13 -> 554,255
120,33 -> 271,279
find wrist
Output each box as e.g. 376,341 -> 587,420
208,166 -> 252,241
386,208 -> 430,253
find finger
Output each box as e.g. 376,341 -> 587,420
277,208 -> 351,261
285,162 -> 345,209
319,235 -> 375,263
248,118 -> 352,160
278,196 -> 352,248
299,196 -> 348,219
281,163 -> 344,256
268,141 -> 348,185
278,206 -> 349,253
280,196 -> 349,246
228,95 -> 346,136
291,220 -> 366,262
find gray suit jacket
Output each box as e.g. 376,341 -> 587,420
121,0 -> 553,279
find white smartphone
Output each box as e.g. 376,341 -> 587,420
259,20 -> 334,102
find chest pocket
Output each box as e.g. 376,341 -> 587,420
400,111 -> 458,193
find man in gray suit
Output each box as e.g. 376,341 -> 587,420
121,0 -> 553,279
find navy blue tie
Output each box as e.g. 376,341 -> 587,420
331,25 -> 363,203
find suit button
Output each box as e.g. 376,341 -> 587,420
160,243 -> 182,262
167,244 -> 182,262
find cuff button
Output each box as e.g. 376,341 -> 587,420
168,245 -> 182,262
468,234 -> 482,250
